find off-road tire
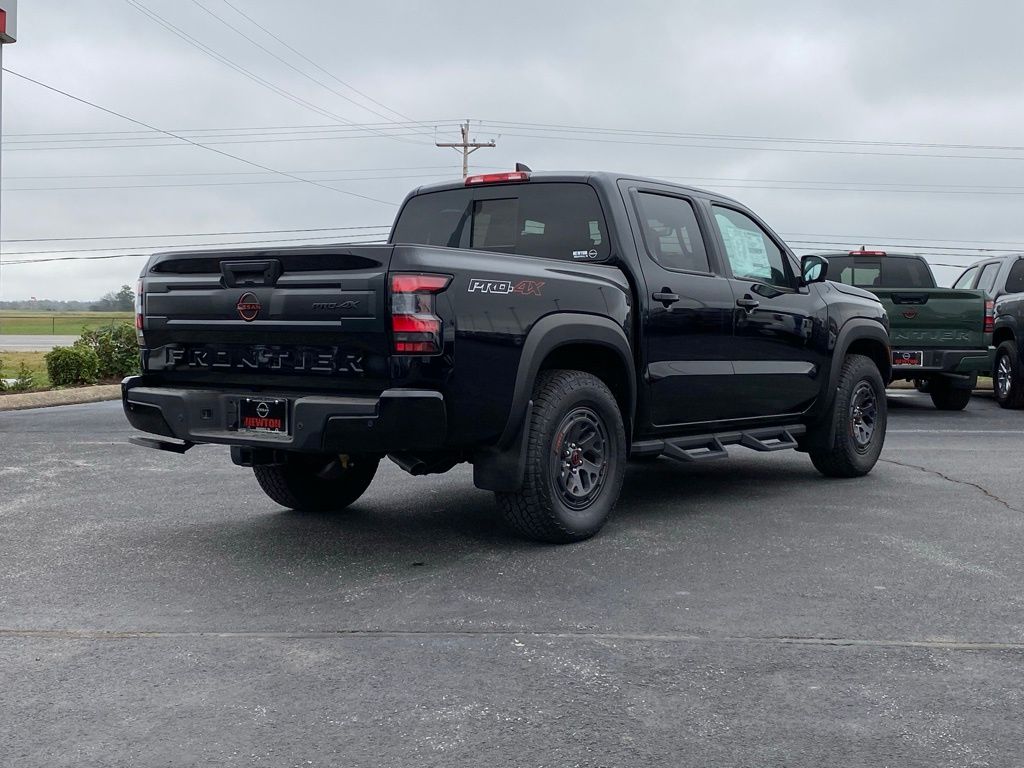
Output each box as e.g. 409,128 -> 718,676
928,377 -> 972,411
993,341 -> 1024,409
496,370 -> 626,544
254,453 -> 379,512
807,354 -> 887,478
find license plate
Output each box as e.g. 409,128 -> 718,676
892,350 -> 924,367
238,397 -> 289,434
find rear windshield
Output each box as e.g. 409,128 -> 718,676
828,256 -> 936,288
391,182 -> 610,262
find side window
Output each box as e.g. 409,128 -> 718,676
953,266 -> 979,289
976,263 -> 1000,294
634,192 -> 710,272
712,206 -> 791,287
1004,260 -> 1024,294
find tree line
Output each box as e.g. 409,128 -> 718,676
0,285 -> 134,312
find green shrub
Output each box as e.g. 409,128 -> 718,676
74,322 -> 140,379
0,355 -> 6,392
45,346 -> 99,386
10,362 -> 35,393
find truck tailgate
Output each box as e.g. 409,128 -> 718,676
139,244 -> 394,392
872,288 -> 986,348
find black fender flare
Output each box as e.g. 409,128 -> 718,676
811,317 -> 890,423
992,315 -> 1019,352
473,312 -> 636,492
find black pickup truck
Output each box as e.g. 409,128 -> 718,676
123,170 -> 891,542
953,253 -> 1024,408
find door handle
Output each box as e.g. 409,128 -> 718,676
653,290 -> 680,306
736,297 -> 760,312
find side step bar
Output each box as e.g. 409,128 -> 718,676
632,424 -> 805,463
128,436 -> 195,454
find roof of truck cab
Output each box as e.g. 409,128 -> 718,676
406,171 -> 747,207
816,252 -> 929,260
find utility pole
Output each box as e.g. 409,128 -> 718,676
0,2 -> 17,296
436,120 -> 495,178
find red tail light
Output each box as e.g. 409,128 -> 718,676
390,273 -> 451,355
134,280 -> 144,333
849,250 -> 887,256
984,299 -> 994,333
465,171 -> 529,186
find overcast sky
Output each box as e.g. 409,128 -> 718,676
2,0 -> 1023,299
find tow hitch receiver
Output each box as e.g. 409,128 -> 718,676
128,436 -> 195,454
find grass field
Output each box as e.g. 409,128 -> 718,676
0,351 -> 50,390
0,311 -> 133,335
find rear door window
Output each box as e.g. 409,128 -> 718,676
391,182 -> 610,262
634,192 -> 710,273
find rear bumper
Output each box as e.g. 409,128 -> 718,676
121,376 -> 446,453
891,347 -> 993,378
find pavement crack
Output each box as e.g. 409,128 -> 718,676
1,628 -> 1022,652
881,458 -> 1023,514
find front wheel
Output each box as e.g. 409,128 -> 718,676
496,369 -> 626,544
254,453 -> 379,512
993,341 -> 1024,409
806,354 -> 887,478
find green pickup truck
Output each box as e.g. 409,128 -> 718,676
822,251 -> 992,410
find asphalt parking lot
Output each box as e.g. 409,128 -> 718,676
1,391 -> 1022,767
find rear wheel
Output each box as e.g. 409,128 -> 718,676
807,354 -> 887,478
994,341 -> 1024,409
929,376 -> 973,411
254,453 -> 379,512
496,369 -> 626,544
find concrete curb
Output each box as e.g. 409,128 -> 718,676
0,384 -> 121,412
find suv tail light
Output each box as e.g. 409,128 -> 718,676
984,299 -> 995,333
390,273 -> 451,354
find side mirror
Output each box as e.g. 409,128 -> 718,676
800,254 -> 829,286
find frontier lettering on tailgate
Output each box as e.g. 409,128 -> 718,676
164,346 -> 364,374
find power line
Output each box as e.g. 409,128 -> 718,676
0,130 -> 446,152
3,233 -> 392,265
482,119 -> 1024,154
9,118 -> 1024,155
2,171 -> 455,193
4,232 -> 391,255
1,119 -> 459,139
786,239 -> 1014,255
126,0 -> 427,148
186,0 -> 433,144
488,129 -> 1024,163
218,0 -> 424,128
781,232 -> 1024,248
2,68 -> 397,206
2,163 -> 461,180
2,225 -> 392,244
